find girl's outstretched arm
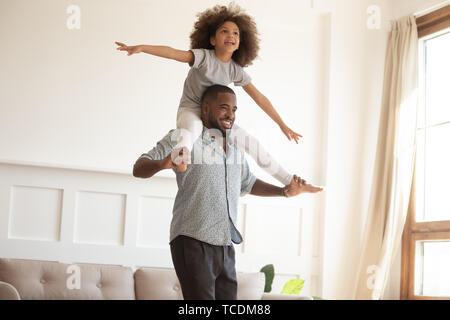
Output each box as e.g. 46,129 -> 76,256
242,82 -> 303,143
115,42 -> 194,64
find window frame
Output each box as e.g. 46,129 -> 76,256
400,8 -> 450,300
416,4 -> 450,39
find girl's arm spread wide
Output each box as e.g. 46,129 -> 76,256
115,42 -> 194,64
243,82 -> 303,143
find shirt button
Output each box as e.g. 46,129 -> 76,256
173,284 -> 179,291
40,278 -> 46,284
97,283 -> 102,288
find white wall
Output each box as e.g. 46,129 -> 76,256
0,0 -> 199,175
320,0 -> 449,300
320,0 -> 391,300
0,0 -> 327,184
392,0 -> 450,19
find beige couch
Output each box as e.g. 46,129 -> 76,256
0,258 -> 312,300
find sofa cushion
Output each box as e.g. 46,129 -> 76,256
134,267 -> 265,300
134,267 -> 183,300
236,272 -> 265,300
0,281 -> 21,300
0,258 -> 135,300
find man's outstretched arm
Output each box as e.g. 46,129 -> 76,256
249,179 -> 285,197
133,130 -> 188,179
133,152 -> 188,179
133,156 -> 171,179
250,175 -> 323,198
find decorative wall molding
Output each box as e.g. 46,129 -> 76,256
0,161 -> 322,296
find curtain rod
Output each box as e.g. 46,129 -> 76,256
414,1 -> 450,18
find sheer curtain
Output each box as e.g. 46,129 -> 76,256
353,15 -> 419,300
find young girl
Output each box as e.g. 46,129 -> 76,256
116,3 -> 302,186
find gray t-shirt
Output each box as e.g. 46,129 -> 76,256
178,49 -> 252,110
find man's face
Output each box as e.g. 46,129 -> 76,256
202,92 -> 237,134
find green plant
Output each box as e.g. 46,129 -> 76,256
260,264 -> 325,299
259,264 -> 275,293
281,278 -> 305,295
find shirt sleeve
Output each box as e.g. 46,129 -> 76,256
188,49 -> 208,69
240,155 -> 257,196
138,129 -> 177,161
233,67 -> 252,87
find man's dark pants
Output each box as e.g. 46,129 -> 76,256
169,235 -> 238,300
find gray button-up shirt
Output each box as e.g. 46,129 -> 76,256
138,127 -> 257,246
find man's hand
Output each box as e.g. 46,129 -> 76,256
115,42 -> 142,56
283,175 -> 323,197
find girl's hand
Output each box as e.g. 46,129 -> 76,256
115,42 -> 142,56
280,124 -> 303,144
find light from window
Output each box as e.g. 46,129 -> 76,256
414,241 -> 450,297
415,30 -> 450,222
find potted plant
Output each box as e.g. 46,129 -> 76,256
260,264 -> 324,300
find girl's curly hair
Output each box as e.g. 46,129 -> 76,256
190,3 -> 260,67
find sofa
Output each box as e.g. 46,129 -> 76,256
0,258 -> 313,300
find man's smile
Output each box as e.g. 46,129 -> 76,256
220,118 -> 233,129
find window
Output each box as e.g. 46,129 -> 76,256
401,6 -> 450,300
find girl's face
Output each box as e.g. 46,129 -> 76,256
210,21 -> 240,53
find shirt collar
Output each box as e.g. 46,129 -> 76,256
201,126 -> 234,147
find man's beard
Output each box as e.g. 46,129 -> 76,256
208,114 -> 232,135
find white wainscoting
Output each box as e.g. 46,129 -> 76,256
0,162 -> 322,296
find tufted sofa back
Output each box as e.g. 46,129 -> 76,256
133,267 -> 265,300
0,258 -> 135,300
0,258 -> 267,300
0,258 -> 266,300
134,267 -> 184,300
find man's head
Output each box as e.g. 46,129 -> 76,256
201,85 -> 237,135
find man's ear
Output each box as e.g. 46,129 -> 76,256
201,101 -> 209,122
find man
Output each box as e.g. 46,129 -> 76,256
133,85 -> 323,300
